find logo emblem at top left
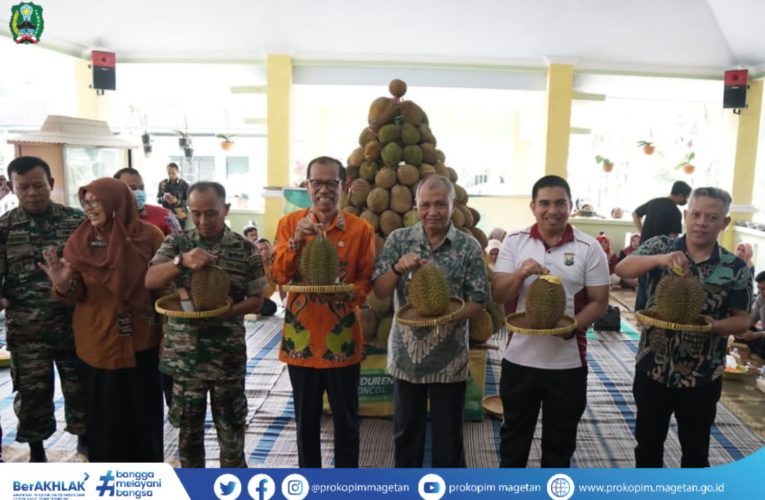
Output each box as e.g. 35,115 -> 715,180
10,3 -> 44,44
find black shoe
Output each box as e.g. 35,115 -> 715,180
77,435 -> 88,458
29,441 -> 47,463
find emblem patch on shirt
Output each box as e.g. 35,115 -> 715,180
564,252 -> 575,266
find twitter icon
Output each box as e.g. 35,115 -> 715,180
214,473 -> 242,500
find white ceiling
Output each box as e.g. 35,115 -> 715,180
2,0 -> 765,76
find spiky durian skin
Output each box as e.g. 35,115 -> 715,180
655,273 -> 705,324
191,267 -> 230,311
525,277 -> 566,329
408,263 -> 450,317
299,237 -> 339,285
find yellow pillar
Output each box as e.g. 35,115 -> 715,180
264,55 -> 293,241
722,79 -> 763,250
543,63 -> 574,179
74,59 -> 110,121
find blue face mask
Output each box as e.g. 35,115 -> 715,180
133,189 -> 147,210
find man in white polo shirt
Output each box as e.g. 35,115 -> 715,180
492,175 -> 609,468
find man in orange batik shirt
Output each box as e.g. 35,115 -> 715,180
272,156 -> 375,468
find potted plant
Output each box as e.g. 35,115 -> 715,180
216,134 -> 235,151
675,152 -> 695,174
174,129 -> 191,149
637,140 -> 655,155
595,155 -> 614,173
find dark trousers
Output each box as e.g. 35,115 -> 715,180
633,371 -> 721,468
499,360 -> 587,468
393,378 -> 466,468
79,347 -> 164,462
259,298 -> 277,317
288,363 -> 360,468
635,274 -> 648,311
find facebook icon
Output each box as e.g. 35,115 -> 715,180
248,474 -> 275,500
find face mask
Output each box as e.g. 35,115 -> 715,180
133,189 -> 147,210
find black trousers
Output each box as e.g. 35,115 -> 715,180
287,363 -> 360,468
79,346 -> 164,462
499,360 -> 587,468
633,371 -> 721,468
393,378 -> 466,468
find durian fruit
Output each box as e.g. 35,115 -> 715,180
376,315 -> 393,349
468,207 -> 481,225
397,164 -> 420,187
359,127 -> 376,147
470,227 -> 488,250
435,149 -> 446,164
486,301 -> 506,334
451,208 -> 465,228
454,184 -> 468,204
347,165 -> 359,181
403,210 -> 419,227
419,164 -> 436,177
379,210 -> 402,236
525,275 -> 566,329
343,205 -> 360,217
433,162 -> 448,177
654,267 -> 705,324
367,187 -> 390,214
421,143 -> 438,164
366,290 -> 392,314
402,145 -> 423,165
445,167 -> 459,184
389,79 -> 407,98
398,100 -> 427,126
368,97 -> 397,132
469,310 -> 493,343
359,161 -> 379,182
381,142 -> 403,167
418,123 -> 436,145
400,123 -> 421,145
349,178 -> 371,207
378,123 -> 400,145
360,210 -> 380,231
374,234 -> 385,256
347,147 -> 364,167
299,236 -> 339,285
390,185 -> 413,214
190,266 -> 231,311
375,167 -> 398,189
409,263 -> 451,317
364,140 -> 381,161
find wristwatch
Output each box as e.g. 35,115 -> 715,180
173,253 -> 185,270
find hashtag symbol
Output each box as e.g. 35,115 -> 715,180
96,470 -> 115,497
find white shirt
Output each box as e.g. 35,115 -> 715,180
495,224 -> 610,369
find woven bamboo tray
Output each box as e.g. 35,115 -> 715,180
505,312 -> 577,336
155,295 -> 232,319
281,283 -> 355,294
395,297 -> 465,336
635,309 -> 712,333
483,395 -> 503,419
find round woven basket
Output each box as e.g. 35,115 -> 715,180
722,367 -> 748,380
281,283 -> 356,294
155,295 -> 232,319
483,395 -> 503,419
635,309 -> 712,333
395,297 -> 465,334
505,312 -> 577,336
0,346 -> 10,368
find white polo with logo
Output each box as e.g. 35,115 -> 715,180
495,224 -> 610,369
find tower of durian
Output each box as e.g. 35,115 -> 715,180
345,78 -> 490,329
525,275 -> 566,329
408,263 -> 451,317
654,267 -> 704,324
299,235 -> 339,285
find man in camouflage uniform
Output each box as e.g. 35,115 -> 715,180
0,156 -> 86,462
372,175 -> 489,467
145,181 -> 265,467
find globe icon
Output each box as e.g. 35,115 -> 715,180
550,477 -> 571,498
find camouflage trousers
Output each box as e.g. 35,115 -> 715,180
170,376 -> 247,468
10,346 -> 86,442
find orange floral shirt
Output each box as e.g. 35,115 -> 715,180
272,208 -> 375,368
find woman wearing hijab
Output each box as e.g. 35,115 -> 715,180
617,233 -> 641,289
39,178 -> 165,462
596,233 -> 620,286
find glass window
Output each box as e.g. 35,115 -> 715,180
64,147 -> 124,207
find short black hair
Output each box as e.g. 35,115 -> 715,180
113,167 -> 142,179
167,162 -> 180,171
306,156 -> 346,183
755,271 -> 765,283
188,181 -> 226,200
671,181 -> 692,196
7,156 -> 52,183
532,175 -> 571,201
255,237 -> 271,245
243,226 -> 258,236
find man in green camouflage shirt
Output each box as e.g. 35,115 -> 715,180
145,181 -> 266,467
0,157 -> 87,462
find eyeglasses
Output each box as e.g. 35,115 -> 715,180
308,179 -> 340,190
81,198 -> 102,209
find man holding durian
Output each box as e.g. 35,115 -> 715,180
492,175 -> 610,468
272,156 -> 376,468
372,174 -> 489,467
616,187 -> 752,468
